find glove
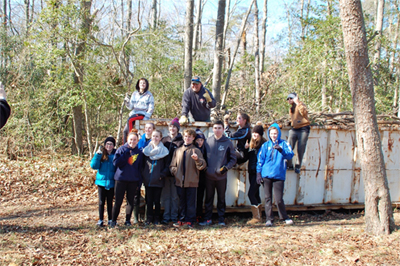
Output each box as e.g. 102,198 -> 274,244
203,90 -> 212,103
217,165 -> 228,175
273,144 -> 283,153
97,145 -> 103,154
179,115 -> 188,125
256,173 -> 263,184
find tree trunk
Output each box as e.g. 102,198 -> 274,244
193,0 -> 203,53
222,0 -> 230,50
72,0 -> 92,155
373,0 -> 385,64
339,0 -> 395,235
127,0 -> 132,32
220,0 -> 254,108
151,0 -> 157,29
211,0 -> 226,104
254,0 -> 260,113
184,0 -> 194,91
259,0 -> 267,74
25,0 -> 30,35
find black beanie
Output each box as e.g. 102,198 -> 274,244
104,136 -> 116,146
252,125 -> 264,137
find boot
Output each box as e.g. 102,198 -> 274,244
257,204 -> 263,220
133,205 -> 139,224
247,204 -> 261,225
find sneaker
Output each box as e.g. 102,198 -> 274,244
186,222 -> 193,228
285,219 -> 294,225
160,220 -> 169,225
294,168 -> 301,174
173,221 -> 185,227
287,166 -> 294,170
109,221 -> 117,228
199,219 -> 212,226
265,220 -> 272,227
97,220 -> 104,227
218,222 -> 226,226
107,220 -> 112,226
124,221 -> 132,226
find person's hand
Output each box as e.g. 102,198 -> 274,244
0,82 -> 6,99
124,93 -> 130,104
273,144 -> 283,153
256,173 -> 262,184
179,115 -> 188,125
245,139 -> 249,149
293,96 -> 300,105
97,145 -> 104,154
191,149 -> 198,161
203,90 -> 212,103
218,165 -> 228,175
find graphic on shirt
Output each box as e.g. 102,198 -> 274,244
218,145 -> 225,151
128,153 -> 139,165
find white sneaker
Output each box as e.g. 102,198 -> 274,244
265,220 -> 272,227
285,219 -> 293,225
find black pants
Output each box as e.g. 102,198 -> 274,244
145,186 -> 162,223
204,178 -> 227,223
176,186 -> 197,224
263,178 -> 289,221
247,172 -> 261,205
98,185 -> 114,221
196,172 -> 206,218
112,180 -> 138,222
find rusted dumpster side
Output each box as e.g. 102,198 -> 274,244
136,120 -> 400,211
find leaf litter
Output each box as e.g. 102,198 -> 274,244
0,154 -> 399,265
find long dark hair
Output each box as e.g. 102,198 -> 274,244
101,147 -> 109,162
239,112 -> 250,126
136,78 -> 149,93
250,135 -> 266,150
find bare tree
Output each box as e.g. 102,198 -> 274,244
184,0 -> 194,91
151,0 -> 157,29
254,0 -> 260,113
339,0 -> 395,235
193,0 -> 206,54
220,0 -> 254,108
373,0 -> 385,64
211,0 -> 226,104
259,0 -> 267,74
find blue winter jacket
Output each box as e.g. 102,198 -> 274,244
90,150 -> 116,190
113,144 -> 143,183
256,123 -> 294,181
138,133 -> 151,150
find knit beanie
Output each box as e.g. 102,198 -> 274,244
195,129 -> 206,140
104,136 -> 116,146
252,125 -> 264,137
170,117 -> 180,131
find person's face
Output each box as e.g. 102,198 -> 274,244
213,124 -> 224,138
236,115 -> 246,127
139,80 -> 147,92
287,98 -> 294,105
145,124 -> 154,137
128,134 -> 139,148
152,131 -> 161,145
269,129 -> 278,142
196,138 -> 204,147
169,125 -> 178,136
105,141 -> 114,153
191,82 -> 201,93
252,132 -> 260,141
184,133 -> 195,145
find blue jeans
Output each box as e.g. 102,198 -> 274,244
287,126 -> 310,169
176,186 -> 197,224
161,176 -> 179,222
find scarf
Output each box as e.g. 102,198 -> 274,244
143,141 -> 169,160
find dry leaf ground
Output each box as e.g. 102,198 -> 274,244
0,154 -> 399,265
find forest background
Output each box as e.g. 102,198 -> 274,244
0,0 -> 398,156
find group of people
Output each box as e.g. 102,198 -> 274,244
90,76 -> 311,228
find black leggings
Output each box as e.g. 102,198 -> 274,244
98,185 -> 114,221
247,172 -> 261,205
145,186 -> 163,223
112,180 -> 138,222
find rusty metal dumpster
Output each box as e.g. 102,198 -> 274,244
136,120 -> 400,211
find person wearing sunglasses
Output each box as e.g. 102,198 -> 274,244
286,92 -> 310,174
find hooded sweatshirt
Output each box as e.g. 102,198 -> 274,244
113,143 -> 143,183
90,149 -> 116,190
204,135 -> 237,180
256,123 -> 294,181
181,85 -> 217,121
